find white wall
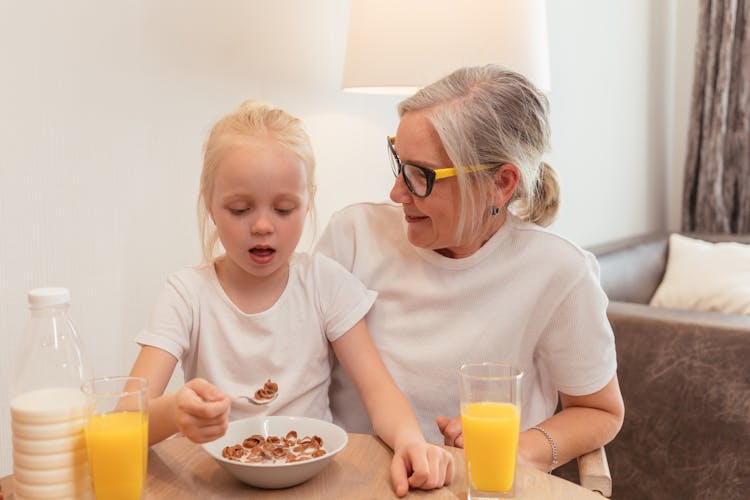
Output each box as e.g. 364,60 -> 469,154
0,0 -> 696,475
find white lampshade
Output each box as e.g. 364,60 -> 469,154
342,0 -> 550,95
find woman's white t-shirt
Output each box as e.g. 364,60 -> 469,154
315,202 -> 616,443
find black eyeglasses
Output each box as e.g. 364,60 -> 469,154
387,136 -> 497,198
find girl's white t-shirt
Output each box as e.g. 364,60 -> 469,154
316,202 -> 616,443
135,252 -> 377,422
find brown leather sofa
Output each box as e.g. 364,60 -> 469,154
581,233 -> 750,499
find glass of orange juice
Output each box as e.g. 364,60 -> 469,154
82,376 -> 149,500
459,363 -> 522,499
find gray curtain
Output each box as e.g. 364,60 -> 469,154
682,0 -> 750,233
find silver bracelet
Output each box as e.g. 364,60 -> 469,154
531,425 -> 559,471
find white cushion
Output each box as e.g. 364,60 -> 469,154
650,234 -> 750,315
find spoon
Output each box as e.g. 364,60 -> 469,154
233,379 -> 279,405
233,392 -> 279,405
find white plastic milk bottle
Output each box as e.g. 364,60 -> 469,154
10,287 -> 94,500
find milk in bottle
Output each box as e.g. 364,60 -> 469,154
10,287 -> 94,500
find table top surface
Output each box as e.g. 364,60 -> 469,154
0,433 -> 602,499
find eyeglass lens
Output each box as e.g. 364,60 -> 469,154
402,165 -> 429,196
388,143 -> 431,197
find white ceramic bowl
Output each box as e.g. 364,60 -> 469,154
202,415 -> 348,489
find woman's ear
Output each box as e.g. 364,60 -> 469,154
492,163 -> 520,207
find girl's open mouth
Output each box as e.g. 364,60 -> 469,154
250,247 -> 274,256
249,247 -> 276,264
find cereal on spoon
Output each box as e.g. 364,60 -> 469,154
254,379 -> 278,402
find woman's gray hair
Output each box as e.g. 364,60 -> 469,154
398,65 -> 560,235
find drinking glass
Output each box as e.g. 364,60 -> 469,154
459,362 -> 523,499
82,376 -> 149,500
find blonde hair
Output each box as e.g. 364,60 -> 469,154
398,65 -> 560,235
197,100 -> 317,263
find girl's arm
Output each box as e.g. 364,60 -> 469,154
331,319 -> 455,497
129,345 -> 231,445
437,374 -> 624,472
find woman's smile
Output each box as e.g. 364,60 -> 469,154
404,212 -> 429,223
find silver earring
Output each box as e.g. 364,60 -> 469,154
489,206 -> 501,216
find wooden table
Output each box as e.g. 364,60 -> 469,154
0,433 -> 602,499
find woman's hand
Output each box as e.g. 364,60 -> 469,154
436,415 -> 464,448
390,440 -> 455,497
174,378 -> 231,443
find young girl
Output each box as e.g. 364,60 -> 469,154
128,100 -> 453,495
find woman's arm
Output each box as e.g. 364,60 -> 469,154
331,319 -> 455,496
129,345 -> 230,445
519,374 -> 624,471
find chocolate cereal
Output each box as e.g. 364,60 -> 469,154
222,431 -> 326,464
254,379 -> 278,401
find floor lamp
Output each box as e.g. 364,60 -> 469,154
341,0 -> 550,95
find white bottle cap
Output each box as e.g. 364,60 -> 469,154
28,287 -> 71,308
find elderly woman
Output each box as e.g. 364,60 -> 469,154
316,65 -> 624,473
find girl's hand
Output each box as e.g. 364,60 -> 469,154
390,440 -> 455,497
436,415 -> 464,448
175,378 -> 231,443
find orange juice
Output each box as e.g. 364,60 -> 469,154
85,410 -> 148,500
461,401 -> 520,492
